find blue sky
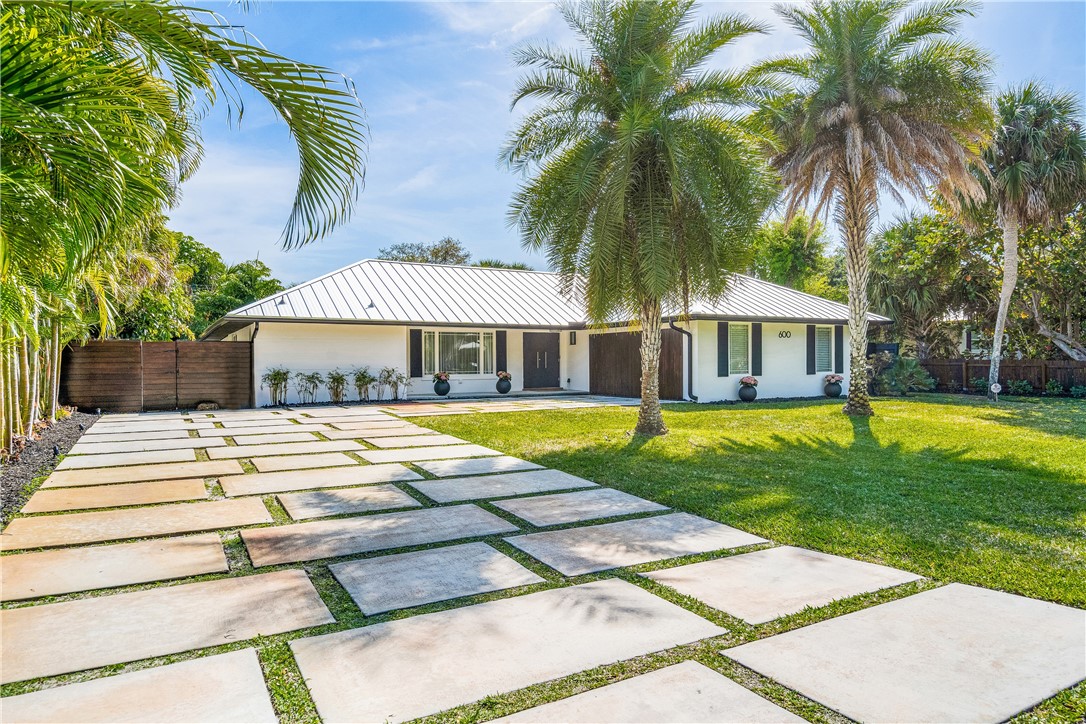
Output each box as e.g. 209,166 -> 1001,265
170,1 -> 1086,286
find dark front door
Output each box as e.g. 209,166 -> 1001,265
523,332 -> 560,388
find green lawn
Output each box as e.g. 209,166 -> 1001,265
422,394 -> 1086,608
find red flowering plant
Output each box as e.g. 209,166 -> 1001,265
739,376 -> 758,388
824,374 -> 844,384
432,371 -> 449,383
496,371 -> 512,381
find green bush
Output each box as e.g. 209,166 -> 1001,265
1005,379 -> 1033,396
1070,385 -> 1086,399
326,369 -> 349,403
969,377 -> 988,394
1044,379 -> 1064,396
293,371 -> 324,404
882,358 -> 935,396
352,366 -> 376,401
260,367 -> 291,406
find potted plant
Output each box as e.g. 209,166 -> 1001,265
738,376 -> 758,402
824,373 -> 844,398
433,371 -> 451,397
496,370 -> 512,394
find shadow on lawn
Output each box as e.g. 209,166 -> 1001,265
968,397 -> 1086,439
531,418 -> 1085,606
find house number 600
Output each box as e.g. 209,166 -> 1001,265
778,331 -> 792,339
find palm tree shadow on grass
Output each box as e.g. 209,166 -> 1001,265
532,417 -> 1084,606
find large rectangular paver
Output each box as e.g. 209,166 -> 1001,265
56,448 -> 196,470
229,431 -> 320,445
207,440 -> 362,459
251,452 -> 360,473
1,570 -> 333,684
415,456 -> 544,477
84,421 -> 194,434
0,498 -> 272,550
43,460 -> 244,488
363,434 -> 468,448
0,649 -> 277,723
242,504 -> 519,567
329,542 -> 544,614
0,534 -> 228,601
290,579 -> 724,723
210,418 -> 299,428
198,423 -> 330,436
506,513 -> 768,576
220,464 -> 422,496
319,427 -> 426,440
494,661 -> 803,723
646,546 -> 922,624
279,484 -> 422,520
78,429 -> 194,443
358,444 -> 501,464
724,583 -> 1086,723
329,420 -> 416,430
494,488 -> 668,526
67,437 -> 227,455
409,469 -> 598,503
21,479 -> 208,513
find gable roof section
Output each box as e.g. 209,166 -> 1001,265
204,259 -> 888,338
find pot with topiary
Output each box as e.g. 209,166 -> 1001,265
738,376 -> 758,402
823,373 -> 844,398
496,370 -> 512,394
432,371 -> 451,397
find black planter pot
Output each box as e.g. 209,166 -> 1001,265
824,382 -> 842,398
434,380 -> 451,397
738,385 -> 758,402
496,378 -> 512,394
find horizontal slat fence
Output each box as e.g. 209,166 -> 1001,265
920,358 -> 1086,392
61,340 -> 252,412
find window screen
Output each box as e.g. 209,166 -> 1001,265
422,331 -> 436,375
728,324 -> 750,375
481,333 -> 494,374
815,327 -> 832,372
439,332 -> 482,374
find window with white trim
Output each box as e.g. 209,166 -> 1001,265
815,326 -> 833,372
728,323 -> 750,375
422,331 -> 495,375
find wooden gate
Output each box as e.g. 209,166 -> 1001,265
589,329 -> 683,400
61,340 -> 252,412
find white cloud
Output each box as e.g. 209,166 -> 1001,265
425,1 -> 567,48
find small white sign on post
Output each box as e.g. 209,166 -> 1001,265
990,382 -> 1001,400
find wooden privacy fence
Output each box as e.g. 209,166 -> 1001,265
920,358 -> 1086,392
61,340 -> 252,412
589,329 -> 683,400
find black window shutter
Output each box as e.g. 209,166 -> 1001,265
965,330 -> 972,351
717,322 -> 729,376
409,329 -> 422,377
495,331 -> 507,372
834,325 -> 844,373
806,325 -> 816,375
751,323 -> 763,376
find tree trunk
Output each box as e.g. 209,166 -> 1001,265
1028,291 -> 1086,361
635,296 -> 667,436
988,211 -> 1019,400
839,170 -> 876,416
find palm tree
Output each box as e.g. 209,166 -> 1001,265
503,0 -> 777,435
975,84 -> 1086,399
757,0 -> 992,415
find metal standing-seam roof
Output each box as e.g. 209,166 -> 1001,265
202,259 -> 888,338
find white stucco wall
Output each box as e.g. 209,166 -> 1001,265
252,322 -> 408,406
692,320 -> 851,401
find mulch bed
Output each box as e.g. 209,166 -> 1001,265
1,411 -> 96,527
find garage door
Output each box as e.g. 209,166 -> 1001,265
589,330 -> 683,400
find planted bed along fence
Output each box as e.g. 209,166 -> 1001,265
60,340 -> 252,412
919,358 -> 1086,393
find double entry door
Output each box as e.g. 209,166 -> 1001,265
522,332 -> 560,389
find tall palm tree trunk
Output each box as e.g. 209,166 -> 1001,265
839,171 -> 876,416
988,210 -> 1019,400
635,296 -> 667,436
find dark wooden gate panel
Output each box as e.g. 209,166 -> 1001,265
61,340 -> 252,412
589,329 -> 683,400
142,343 -> 177,410
177,342 -> 252,409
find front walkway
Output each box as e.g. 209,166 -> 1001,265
1,403 -> 1082,722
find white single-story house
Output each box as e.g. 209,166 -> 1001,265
201,259 -> 889,406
